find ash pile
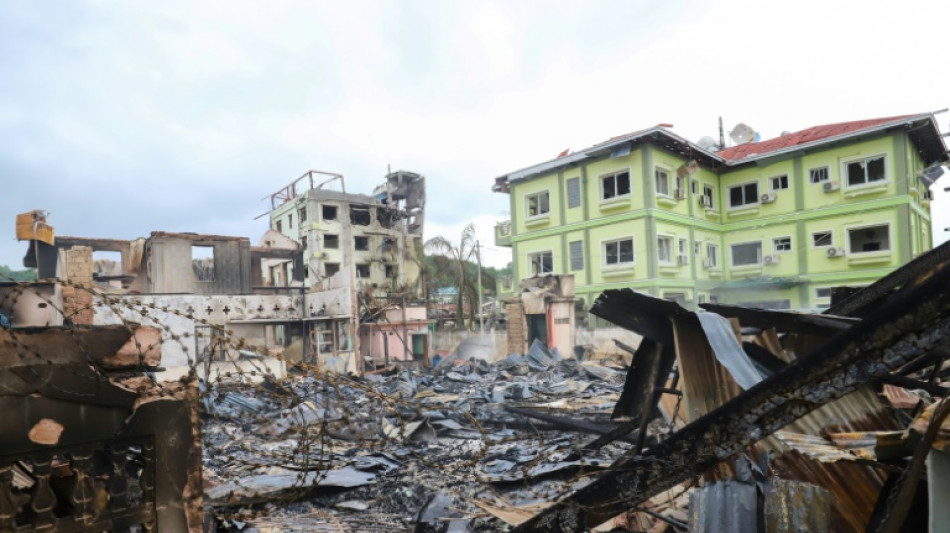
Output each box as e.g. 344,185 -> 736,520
202,240 -> 950,533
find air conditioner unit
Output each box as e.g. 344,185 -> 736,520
677,254 -> 689,266
763,254 -> 780,265
674,188 -> 687,200
760,192 -> 776,204
702,257 -> 714,268
823,181 -> 840,192
699,195 -> 712,208
827,247 -> 845,258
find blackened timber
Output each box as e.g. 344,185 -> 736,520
876,374 -> 950,398
512,249 -> 950,532
742,341 -> 788,374
503,407 -> 644,445
611,338 -> 672,421
699,302 -> 858,336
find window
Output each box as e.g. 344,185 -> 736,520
729,182 -> 759,208
322,205 -> 337,220
731,241 -> 762,266
385,264 -> 395,278
809,167 -> 829,183
678,238 -> 688,263
604,238 -> 634,266
845,155 -> 886,187
657,236 -> 673,263
298,207 -> 307,223
702,184 -> 716,209
569,240 -> 584,271
691,180 -> 698,195
812,231 -> 832,247
350,206 -> 372,226
773,236 -> 792,252
526,191 -> 550,217
324,234 -> 340,249
770,175 -> 789,190
275,220 -> 283,232
694,242 -> 701,255
655,168 -> 670,196
601,171 -> 631,200
848,224 -> 891,253
325,263 -> 340,277
192,245 -> 215,282
815,287 -> 833,298
356,264 -> 371,278
354,236 -> 369,251
529,251 -> 554,275
706,243 -> 719,267
566,178 -> 581,208
288,214 -> 293,229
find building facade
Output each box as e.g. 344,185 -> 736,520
493,114 -> 947,313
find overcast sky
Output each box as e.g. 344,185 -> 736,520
2,0 -> 948,269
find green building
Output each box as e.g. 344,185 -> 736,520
492,113 -> 947,313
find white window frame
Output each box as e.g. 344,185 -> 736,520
527,250 -> 554,275
730,240 -> 763,267
703,183 -> 716,210
811,230 -> 833,249
600,169 -> 632,201
706,243 -> 719,268
657,235 -> 674,264
602,237 -> 635,267
769,175 -> 789,191
525,190 -> 551,219
809,166 -> 829,184
842,154 -> 888,189
728,181 -> 760,209
772,236 -> 792,253
655,167 -> 671,197
844,222 -> 893,255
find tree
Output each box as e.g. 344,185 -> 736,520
425,224 -> 477,330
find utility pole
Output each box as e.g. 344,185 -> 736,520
476,240 -> 484,334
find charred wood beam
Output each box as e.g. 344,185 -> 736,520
876,374 -> 949,398
700,302 -> 858,336
513,250 -> 950,532
610,339 -> 674,421
893,345 -> 950,376
742,341 -> 788,374
503,407 -> 648,446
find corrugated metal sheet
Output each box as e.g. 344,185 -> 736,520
688,480 -> 758,533
764,479 -> 830,533
774,431 -> 862,463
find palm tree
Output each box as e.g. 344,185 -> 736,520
425,224 -> 476,330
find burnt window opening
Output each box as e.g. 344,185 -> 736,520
322,205 -> 337,221
298,206 -> 307,223
354,236 -> 370,251
377,207 -> 399,229
92,250 -> 123,281
192,245 -> 215,282
356,263 -> 371,278
325,263 -> 340,277
385,264 -> 395,278
350,206 -> 372,226
382,237 -> 396,253
324,234 -> 339,249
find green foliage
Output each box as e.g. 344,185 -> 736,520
0,264 -> 36,282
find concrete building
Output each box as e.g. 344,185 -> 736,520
493,113 -> 948,313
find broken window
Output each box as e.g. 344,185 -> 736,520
812,231 -> 832,247
569,240 -> 584,270
601,171 -> 631,200
92,250 -> 122,280
526,191 -> 550,217
382,237 -> 396,253
377,207 -> 398,228
657,236 -> 673,263
298,206 -> 307,223
846,156 -> 886,186
356,263 -> 371,278
848,224 -> 890,253
604,238 -> 634,266
566,178 -> 581,208
729,182 -> 759,208
350,206 -> 372,226
275,220 -> 282,232
731,241 -> 762,266
324,234 -> 339,249
773,236 -> 792,252
325,263 -> 340,277
528,251 -> 553,275
192,245 -> 215,282
385,264 -> 395,278
322,205 -> 337,221
655,168 -> 670,196
354,236 -> 369,251
809,167 -> 829,183
770,175 -> 789,190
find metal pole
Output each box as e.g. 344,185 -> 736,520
476,240 -> 484,334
